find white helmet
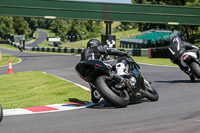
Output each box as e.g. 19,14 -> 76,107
116,63 -> 126,75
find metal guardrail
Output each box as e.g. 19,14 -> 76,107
10,42 -> 150,56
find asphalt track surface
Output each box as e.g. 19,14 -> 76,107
0,48 -> 200,133
26,29 -> 48,47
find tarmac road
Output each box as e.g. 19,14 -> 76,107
26,29 -> 48,47
0,48 -> 200,133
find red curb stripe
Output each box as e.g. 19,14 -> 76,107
24,106 -> 59,112
66,102 -> 88,106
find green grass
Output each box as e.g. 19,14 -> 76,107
62,29 -> 139,48
34,30 -> 38,38
0,54 -> 20,66
0,71 -> 91,109
0,44 -> 18,50
39,41 -> 53,48
38,28 -> 57,37
132,56 -> 177,66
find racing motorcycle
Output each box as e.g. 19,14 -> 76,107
75,56 -> 159,108
171,51 -> 200,82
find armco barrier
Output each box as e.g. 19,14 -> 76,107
26,46 -> 149,56
148,47 -> 170,58
9,42 -> 153,57
22,46 -> 85,54
125,48 -> 149,56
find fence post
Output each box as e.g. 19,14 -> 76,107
148,48 -> 152,58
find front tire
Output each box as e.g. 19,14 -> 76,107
144,80 -> 159,101
190,74 -> 196,82
95,75 -> 130,108
189,62 -> 200,78
0,104 -> 3,123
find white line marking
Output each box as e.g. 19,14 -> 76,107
43,72 -> 90,91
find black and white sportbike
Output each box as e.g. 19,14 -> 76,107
169,46 -> 200,81
168,36 -> 200,82
75,56 -> 159,108
178,52 -> 200,81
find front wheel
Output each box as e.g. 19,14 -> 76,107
95,75 -> 130,108
144,80 -> 159,101
0,104 -> 3,123
189,62 -> 200,78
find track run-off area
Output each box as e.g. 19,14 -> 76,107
0,47 -> 200,133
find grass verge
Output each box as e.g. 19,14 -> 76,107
0,54 -> 20,66
132,56 -> 177,66
61,29 -> 139,48
0,44 -> 18,50
0,71 -> 91,109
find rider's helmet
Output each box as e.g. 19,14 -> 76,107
116,63 -> 126,75
87,39 -> 101,48
171,36 -> 182,43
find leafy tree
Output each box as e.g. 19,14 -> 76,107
67,20 -> 87,41
13,17 -> 28,35
86,20 -> 104,38
24,18 -> 39,38
115,22 -> 137,32
131,0 -> 200,43
0,16 -> 14,39
25,18 -> 38,31
38,18 -> 53,29
49,19 -> 69,41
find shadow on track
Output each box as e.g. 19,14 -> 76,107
88,99 -> 151,109
155,80 -> 200,84
67,96 -> 155,109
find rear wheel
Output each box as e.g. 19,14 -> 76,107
189,62 -> 200,78
95,75 -> 130,108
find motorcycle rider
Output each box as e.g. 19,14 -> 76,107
81,39 -> 128,61
168,36 -> 200,77
81,39 -> 129,103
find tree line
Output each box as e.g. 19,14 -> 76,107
131,0 -> 200,43
0,17 -> 106,41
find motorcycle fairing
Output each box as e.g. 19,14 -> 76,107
180,52 -> 198,67
75,60 -> 110,83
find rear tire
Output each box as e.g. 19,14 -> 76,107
95,75 -> 130,108
190,62 -> 200,78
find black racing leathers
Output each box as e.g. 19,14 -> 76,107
81,46 -> 126,61
168,41 -> 200,73
168,41 -> 200,64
